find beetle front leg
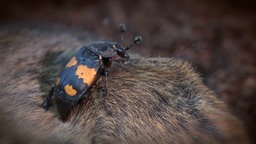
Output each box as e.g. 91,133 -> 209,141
42,87 -> 54,110
103,68 -> 112,115
99,54 -> 112,115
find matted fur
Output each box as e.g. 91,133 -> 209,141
0,24 -> 251,144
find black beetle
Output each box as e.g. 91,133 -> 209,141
42,24 -> 142,121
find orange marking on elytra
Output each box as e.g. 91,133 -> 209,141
55,77 -> 60,86
75,65 -> 97,86
66,56 -> 77,67
64,84 -> 77,96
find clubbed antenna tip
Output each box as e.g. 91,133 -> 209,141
119,23 -> 126,33
125,35 -> 143,51
134,36 -> 142,45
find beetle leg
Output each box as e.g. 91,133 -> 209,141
116,53 -> 130,63
42,87 -> 54,110
99,54 -> 103,65
103,68 -> 112,115
99,54 -> 112,115
82,89 -> 91,99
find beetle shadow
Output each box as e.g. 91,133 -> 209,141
38,50 -> 74,116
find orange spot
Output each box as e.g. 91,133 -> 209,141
64,84 -> 77,96
55,77 -> 60,86
66,56 -> 77,67
75,65 -> 97,86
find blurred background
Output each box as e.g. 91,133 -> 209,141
0,0 -> 255,142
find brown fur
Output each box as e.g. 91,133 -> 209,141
0,23 -> 251,144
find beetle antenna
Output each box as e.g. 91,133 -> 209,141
119,23 -> 126,46
125,35 -> 142,51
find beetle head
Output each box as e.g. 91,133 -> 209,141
113,44 -> 128,58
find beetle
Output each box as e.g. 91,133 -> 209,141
42,24 -> 142,121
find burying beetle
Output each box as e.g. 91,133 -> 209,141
42,24 -> 142,121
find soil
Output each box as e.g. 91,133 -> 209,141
1,0 -> 255,142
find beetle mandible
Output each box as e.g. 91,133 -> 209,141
42,24 -> 142,121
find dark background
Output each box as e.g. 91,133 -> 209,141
1,0 -> 255,142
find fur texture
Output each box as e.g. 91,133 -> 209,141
0,24 -> 251,144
